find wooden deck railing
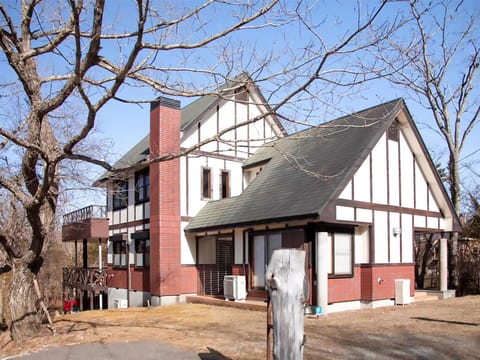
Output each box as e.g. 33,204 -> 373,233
63,267 -> 109,291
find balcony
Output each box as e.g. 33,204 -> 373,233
62,205 -> 109,242
63,267 -> 109,292
63,267 -> 110,311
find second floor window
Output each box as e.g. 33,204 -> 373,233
202,167 -> 211,199
113,240 -> 127,267
112,181 -> 128,210
220,170 -> 230,198
135,168 -> 150,203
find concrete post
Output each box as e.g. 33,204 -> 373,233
316,232 -> 329,316
439,237 -> 448,292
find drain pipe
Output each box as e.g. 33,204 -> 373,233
127,239 -> 131,307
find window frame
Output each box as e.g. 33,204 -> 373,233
112,180 -> 128,210
201,166 -> 212,200
328,232 -> 354,278
112,240 -> 127,267
135,168 -> 150,204
220,169 -> 230,199
134,238 -> 150,268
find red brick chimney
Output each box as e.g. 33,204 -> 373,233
149,97 -> 181,303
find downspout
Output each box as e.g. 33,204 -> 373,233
127,240 -> 131,307
98,238 -> 103,310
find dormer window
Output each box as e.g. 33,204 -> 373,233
201,167 -> 212,199
220,170 -> 230,198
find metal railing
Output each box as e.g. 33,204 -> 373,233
63,205 -> 107,225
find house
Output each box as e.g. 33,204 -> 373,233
96,75 -> 285,307
62,80 -> 461,311
185,98 -> 461,312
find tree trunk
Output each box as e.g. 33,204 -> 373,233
266,249 -> 307,360
447,154 -> 460,290
8,260 -> 41,341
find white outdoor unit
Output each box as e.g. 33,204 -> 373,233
113,298 -> 128,308
394,279 -> 411,305
224,275 -> 247,301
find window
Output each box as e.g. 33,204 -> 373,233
112,181 -> 128,210
235,87 -> 248,102
113,240 -> 127,267
220,170 -> 230,198
197,236 -> 216,264
388,120 -> 399,141
201,167 -> 211,199
135,168 -> 150,203
329,233 -> 353,277
134,239 -> 150,267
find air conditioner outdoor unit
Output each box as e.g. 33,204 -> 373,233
395,279 -> 411,305
224,275 -> 247,301
113,298 -> 128,309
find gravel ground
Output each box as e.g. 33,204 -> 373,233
1,295 -> 479,360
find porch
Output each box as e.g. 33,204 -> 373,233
61,205 -> 110,311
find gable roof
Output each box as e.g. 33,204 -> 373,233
95,73 -> 284,183
185,98 -> 460,232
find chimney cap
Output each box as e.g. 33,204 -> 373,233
150,96 -> 181,111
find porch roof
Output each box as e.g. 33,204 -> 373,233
186,99 -> 404,232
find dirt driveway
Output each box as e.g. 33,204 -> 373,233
1,296 -> 479,359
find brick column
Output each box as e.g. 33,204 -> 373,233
149,97 -> 181,303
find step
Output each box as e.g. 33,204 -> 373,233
414,294 -> 439,302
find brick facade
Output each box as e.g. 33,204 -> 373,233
327,263 -> 414,304
149,97 -> 182,297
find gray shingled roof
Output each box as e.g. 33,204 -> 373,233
185,99 -> 404,232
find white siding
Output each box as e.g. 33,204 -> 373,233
401,214 -> 413,263
356,208 -> 372,223
388,139 -> 400,206
399,132 -> 414,208
354,225 -> 370,264
389,212 -> 401,263
371,134 -> 388,204
181,222 -> 195,264
353,156 -> 371,202
336,206 -> 355,221
374,210 -> 389,263
415,161 -> 428,210
414,215 -> 426,228
427,216 -> 439,229
428,189 -> 440,212
339,181 -> 352,200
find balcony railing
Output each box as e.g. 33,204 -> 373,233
63,205 -> 107,225
63,267 -> 109,291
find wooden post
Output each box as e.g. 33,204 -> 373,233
266,249 -> 307,360
266,296 -> 273,360
440,236 -> 448,292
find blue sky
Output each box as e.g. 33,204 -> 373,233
0,0 -> 479,208
91,1 -> 479,193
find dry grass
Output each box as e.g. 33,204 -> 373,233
1,296 -> 479,359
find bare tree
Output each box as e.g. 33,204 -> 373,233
367,0 -> 480,214
0,0 -> 393,341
